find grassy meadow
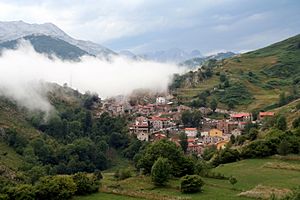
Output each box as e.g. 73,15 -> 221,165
75,157 -> 300,200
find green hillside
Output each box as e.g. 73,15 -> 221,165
172,34 -> 300,112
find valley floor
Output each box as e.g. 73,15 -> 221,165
75,156 -> 300,200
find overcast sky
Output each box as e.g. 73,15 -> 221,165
0,0 -> 299,54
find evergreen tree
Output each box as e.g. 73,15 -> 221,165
210,98 -> 218,112
151,157 -> 171,186
276,116 -> 287,131
179,132 -> 188,153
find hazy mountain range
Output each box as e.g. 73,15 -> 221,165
0,20 -> 116,59
0,21 -> 235,63
138,48 -> 203,63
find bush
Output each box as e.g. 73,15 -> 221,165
292,117 -> 300,128
229,176 -> 237,186
72,172 -> 100,195
114,168 -> 132,180
211,148 -> 240,167
200,171 -> 229,180
180,175 -> 204,193
35,176 -> 76,200
241,139 -> 279,158
151,157 -> 171,186
276,116 -> 287,131
5,184 -> 36,200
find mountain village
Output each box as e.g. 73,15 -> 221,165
95,94 -> 275,156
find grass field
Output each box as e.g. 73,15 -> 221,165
75,157 -> 300,200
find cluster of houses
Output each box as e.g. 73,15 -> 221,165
97,95 -> 276,156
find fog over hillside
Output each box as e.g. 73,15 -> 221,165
0,41 -> 184,112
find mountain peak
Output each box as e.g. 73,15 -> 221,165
0,20 -> 116,56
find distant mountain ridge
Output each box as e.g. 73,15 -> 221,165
138,48 -> 203,63
180,51 -> 236,68
0,20 -> 116,58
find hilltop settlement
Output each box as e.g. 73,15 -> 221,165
93,93 -> 276,157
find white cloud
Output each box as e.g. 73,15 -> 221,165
0,42 -> 183,112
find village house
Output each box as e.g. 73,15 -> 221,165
258,112 -> 275,121
185,128 -> 198,138
156,97 -> 167,105
136,104 -> 155,116
230,113 -> 252,122
217,120 -> 240,134
209,128 -> 223,137
202,135 -> 223,144
200,130 -> 209,137
150,116 -> 170,131
137,132 -> 149,141
187,143 -> 203,155
130,116 -> 150,134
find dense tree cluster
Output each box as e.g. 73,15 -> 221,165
135,140 -> 195,177
1,173 -> 101,200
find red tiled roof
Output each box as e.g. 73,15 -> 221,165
151,116 -> 169,121
230,113 -> 250,118
259,112 -> 275,116
187,138 -> 196,143
185,128 -> 197,131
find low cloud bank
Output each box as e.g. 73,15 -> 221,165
0,42 -> 184,113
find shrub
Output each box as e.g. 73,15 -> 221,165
114,168 -> 132,180
151,157 -> 171,186
276,116 -> 287,131
211,148 -> 240,167
35,176 -> 76,200
180,175 -> 204,193
229,176 -> 237,186
292,117 -> 300,128
5,184 -> 36,200
72,172 -> 100,195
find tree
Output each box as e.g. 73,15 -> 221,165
212,148 -> 240,167
202,145 -> 217,161
210,98 -> 218,112
180,175 -> 204,193
224,79 -> 230,88
181,110 -> 202,128
72,172 -> 100,195
35,176 -> 77,200
276,116 -> 287,131
277,140 -> 290,155
292,117 -> 300,128
136,140 -> 190,177
248,128 -> 258,141
6,184 -> 36,200
279,92 -> 287,106
230,135 -> 236,144
220,74 -> 226,82
227,101 -> 235,110
179,132 -> 188,153
229,176 -> 237,186
151,157 -> 171,186
83,111 -> 93,134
